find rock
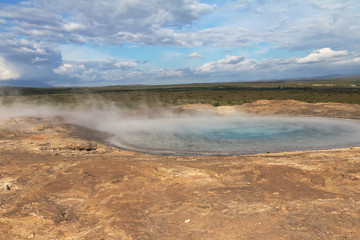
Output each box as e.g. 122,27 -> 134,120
28,232 -> 35,239
184,219 -> 191,224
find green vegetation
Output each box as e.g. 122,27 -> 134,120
1,76 -> 360,107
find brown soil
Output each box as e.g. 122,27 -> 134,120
1,100 -> 360,239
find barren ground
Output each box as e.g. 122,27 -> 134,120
1,100 -> 360,239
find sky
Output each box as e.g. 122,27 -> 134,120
0,0 -> 359,87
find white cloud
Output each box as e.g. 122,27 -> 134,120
195,48 -> 360,81
49,47 -> 360,86
31,56 -> 48,63
112,59 -> 137,69
53,59 -> 186,85
54,62 -> 98,82
187,52 -> 202,58
297,48 -> 348,63
63,22 -> 86,32
0,57 -> 20,80
53,63 -> 79,75
54,58 -> 139,84
198,55 -> 254,73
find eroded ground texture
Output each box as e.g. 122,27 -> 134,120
1,100 -> 360,239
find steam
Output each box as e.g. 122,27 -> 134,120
1,100 -> 360,155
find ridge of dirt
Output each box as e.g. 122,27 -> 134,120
241,100 -> 360,118
172,100 -> 360,118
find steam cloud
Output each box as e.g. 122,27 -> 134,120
1,100 -> 360,155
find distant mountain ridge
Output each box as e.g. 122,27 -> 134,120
0,74 -> 359,88
0,80 -> 53,88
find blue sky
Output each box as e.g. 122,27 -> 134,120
0,0 -> 360,86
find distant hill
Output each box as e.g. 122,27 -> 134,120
0,80 -> 53,88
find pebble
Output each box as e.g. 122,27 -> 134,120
184,219 -> 191,224
28,232 -> 35,239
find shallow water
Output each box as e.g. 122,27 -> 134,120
109,116 -> 360,155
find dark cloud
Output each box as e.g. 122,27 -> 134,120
0,0 -> 213,46
1,0 -> 359,49
0,34 -> 62,82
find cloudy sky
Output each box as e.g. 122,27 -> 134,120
0,0 -> 359,86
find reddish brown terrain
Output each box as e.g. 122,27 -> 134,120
1,100 -> 360,239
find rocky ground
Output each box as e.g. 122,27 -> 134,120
1,100 -> 360,239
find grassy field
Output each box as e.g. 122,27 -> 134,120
1,76 -> 360,107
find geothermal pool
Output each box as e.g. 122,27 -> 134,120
108,116 -> 360,155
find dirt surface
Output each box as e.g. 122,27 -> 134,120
241,99 -> 360,119
1,100 -> 360,239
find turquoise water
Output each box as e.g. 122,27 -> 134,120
110,116 -> 360,155
181,123 -> 303,139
